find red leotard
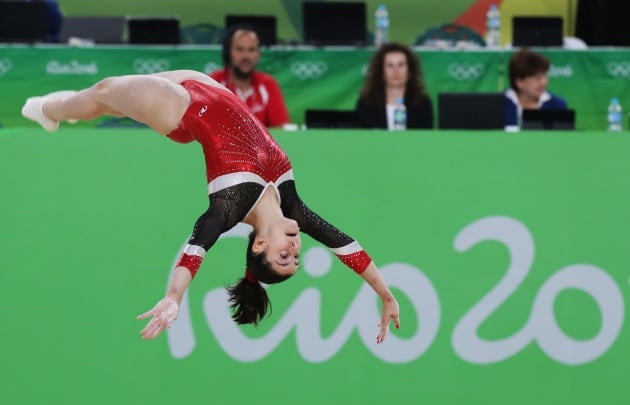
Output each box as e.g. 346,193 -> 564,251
166,80 -> 371,277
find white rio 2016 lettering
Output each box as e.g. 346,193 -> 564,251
166,217 -> 624,365
452,216 -> 624,365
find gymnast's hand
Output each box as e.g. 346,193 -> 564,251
137,296 -> 179,340
377,295 -> 401,344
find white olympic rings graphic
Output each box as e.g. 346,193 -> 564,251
607,62 -> 630,78
132,59 -> 171,74
290,61 -> 328,80
448,63 -> 485,81
0,58 -> 13,77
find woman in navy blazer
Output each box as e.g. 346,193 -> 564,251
504,48 -> 568,127
355,42 -> 433,129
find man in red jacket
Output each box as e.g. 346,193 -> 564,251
210,25 -> 290,128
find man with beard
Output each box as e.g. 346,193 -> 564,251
210,25 -> 290,128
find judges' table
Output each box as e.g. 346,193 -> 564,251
1,127 -> 628,404
1,45 -> 629,129
0,46 -> 630,130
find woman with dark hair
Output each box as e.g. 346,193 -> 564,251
504,48 -> 568,127
21,70 -> 400,343
355,42 -> 433,129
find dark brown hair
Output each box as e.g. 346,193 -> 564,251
359,42 -> 427,106
226,231 -> 293,326
508,48 -> 550,92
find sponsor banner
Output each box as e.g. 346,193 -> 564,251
1,47 -> 629,130
1,129 -> 628,404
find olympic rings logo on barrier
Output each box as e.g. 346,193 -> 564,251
132,59 -> 170,74
290,61 -> 328,80
607,62 -> 630,78
0,58 -> 12,77
448,63 -> 485,81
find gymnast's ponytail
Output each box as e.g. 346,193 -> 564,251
226,268 -> 270,326
226,231 -> 292,326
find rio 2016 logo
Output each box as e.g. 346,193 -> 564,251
165,216 -> 624,365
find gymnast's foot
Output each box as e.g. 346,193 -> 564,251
22,90 -> 79,131
21,96 -> 59,132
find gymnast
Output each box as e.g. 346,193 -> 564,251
22,70 -> 401,343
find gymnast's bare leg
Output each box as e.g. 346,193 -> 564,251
21,70 -> 222,134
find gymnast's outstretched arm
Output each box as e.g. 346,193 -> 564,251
279,181 -> 400,342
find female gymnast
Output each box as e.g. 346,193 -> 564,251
22,70 -> 401,343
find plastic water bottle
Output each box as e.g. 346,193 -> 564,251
374,4 -> 389,47
485,4 -> 501,48
393,97 -> 406,130
607,98 -> 623,132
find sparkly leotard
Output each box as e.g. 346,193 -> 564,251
167,80 -> 371,277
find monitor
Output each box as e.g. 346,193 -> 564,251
225,15 -> 277,46
302,2 -> 367,46
0,1 -> 47,43
438,93 -> 505,130
521,109 -> 576,130
128,17 -> 180,44
60,17 -> 125,44
305,110 -> 359,128
513,16 -> 563,47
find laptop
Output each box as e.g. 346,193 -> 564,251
0,1 -> 47,43
513,16 -> 563,47
225,15 -> 277,46
305,110 -> 359,128
302,2 -> 367,46
60,17 -> 125,44
438,93 -> 505,129
521,109 -> 576,130
128,17 -> 180,44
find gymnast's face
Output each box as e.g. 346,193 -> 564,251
254,218 -> 301,276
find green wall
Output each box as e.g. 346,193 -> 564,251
1,128 -> 629,404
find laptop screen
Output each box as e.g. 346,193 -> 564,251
60,17 -> 125,44
438,93 -> 505,130
303,2 -> 367,46
225,15 -> 277,46
128,18 -> 180,44
513,17 -> 563,47
305,110 -> 358,128
0,2 -> 47,43
521,109 -> 576,130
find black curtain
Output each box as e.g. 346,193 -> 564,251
576,0 -> 630,46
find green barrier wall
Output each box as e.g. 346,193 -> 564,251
1,128 -> 628,404
1,47 -> 629,130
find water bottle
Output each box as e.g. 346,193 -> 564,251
393,97 -> 407,130
607,97 -> 623,132
485,4 -> 501,48
374,4 -> 389,47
